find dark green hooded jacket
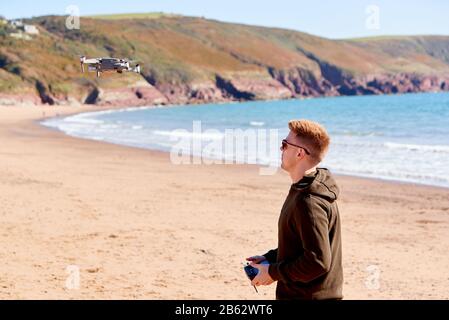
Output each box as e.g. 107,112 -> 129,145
263,168 -> 343,300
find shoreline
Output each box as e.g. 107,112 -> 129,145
1,103 -> 448,299
37,103 -> 449,191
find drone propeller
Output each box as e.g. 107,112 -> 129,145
80,56 -> 86,73
122,57 -> 140,63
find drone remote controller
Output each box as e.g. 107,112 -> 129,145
244,264 -> 259,280
244,263 -> 259,293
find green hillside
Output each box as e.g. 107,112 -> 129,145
1,14 -> 448,105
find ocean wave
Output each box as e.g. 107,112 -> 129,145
332,130 -> 384,137
63,116 -> 104,125
99,124 -> 119,129
152,129 -> 224,140
124,106 -> 152,112
249,121 -> 265,126
384,142 -> 449,153
90,136 -> 105,141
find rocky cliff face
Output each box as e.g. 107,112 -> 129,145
78,71 -> 449,107
2,70 -> 448,107
0,92 -> 42,106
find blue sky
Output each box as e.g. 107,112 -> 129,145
1,0 -> 449,39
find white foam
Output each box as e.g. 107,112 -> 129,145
152,130 -> 224,140
63,116 -> 103,125
384,142 -> 449,153
100,124 -> 119,129
333,130 -> 383,137
249,121 -> 265,126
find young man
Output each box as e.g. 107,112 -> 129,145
247,119 -> 343,300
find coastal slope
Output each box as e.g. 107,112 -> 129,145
1,14 -> 449,106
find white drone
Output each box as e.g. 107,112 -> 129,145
80,56 -> 141,77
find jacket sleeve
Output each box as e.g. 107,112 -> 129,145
268,196 -> 332,283
262,248 -> 278,263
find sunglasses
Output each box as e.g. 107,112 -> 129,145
281,139 -> 311,155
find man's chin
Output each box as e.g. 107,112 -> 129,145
280,162 -> 292,174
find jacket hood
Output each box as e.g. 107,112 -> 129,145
291,168 -> 339,202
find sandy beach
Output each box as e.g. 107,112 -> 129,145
0,104 -> 448,300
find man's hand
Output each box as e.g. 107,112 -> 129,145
246,255 -> 266,264
250,262 -> 275,286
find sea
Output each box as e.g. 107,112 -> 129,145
42,92 -> 449,188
